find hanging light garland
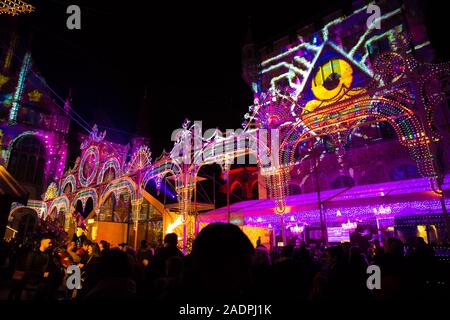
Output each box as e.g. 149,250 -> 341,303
0,0 -> 34,16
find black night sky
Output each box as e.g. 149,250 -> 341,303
5,0 -> 449,165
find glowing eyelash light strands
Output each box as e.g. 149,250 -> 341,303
9,52 -> 31,125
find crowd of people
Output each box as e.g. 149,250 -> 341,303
0,222 -> 448,301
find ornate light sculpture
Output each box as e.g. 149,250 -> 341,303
127,146 -> 152,173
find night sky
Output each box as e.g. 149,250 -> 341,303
6,0 -> 449,164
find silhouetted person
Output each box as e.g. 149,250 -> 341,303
410,237 -> 437,298
250,245 -> 274,300
99,240 -> 110,255
182,223 -> 254,301
293,246 -> 319,300
71,233 -> 79,244
76,242 -> 102,299
77,234 -> 88,248
76,239 -> 91,265
154,256 -> 184,300
375,237 -> 413,300
310,245 -> 350,300
136,239 -> 154,297
137,240 -> 153,268
414,237 -> 434,261
272,245 -> 305,300
256,236 -> 261,247
83,249 -> 137,300
9,235 -> 57,300
348,246 -> 371,299
152,233 -> 183,279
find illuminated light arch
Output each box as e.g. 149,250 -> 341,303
191,131 -> 269,201
250,179 -> 259,191
100,177 -> 136,205
97,158 -> 121,185
7,207 -> 39,237
71,188 -> 98,211
49,195 -> 72,231
259,93 -> 437,215
250,180 -> 260,200
229,181 -> 245,201
281,97 -> 435,178
78,146 -> 100,187
142,170 -> 175,197
230,181 -> 243,193
141,161 -> 182,190
48,195 -> 70,215
417,62 -> 450,142
61,175 -> 76,194
10,200 -> 47,219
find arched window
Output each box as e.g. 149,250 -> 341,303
231,183 -> 244,203
57,209 -> 66,227
251,182 -> 259,200
104,167 -> 116,183
114,193 -> 131,222
8,135 -> 46,190
63,183 -> 73,194
390,164 -> 420,181
75,198 -> 94,219
331,176 -> 355,189
359,164 -> 386,185
49,207 -> 58,221
75,200 -> 83,216
288,183 -> 302,195
100,193 -> 115,222
83,198 -> 94,219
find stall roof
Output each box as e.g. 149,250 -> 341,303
200,174 -> 450,220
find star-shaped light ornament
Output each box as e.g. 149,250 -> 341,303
28,89 -> 42,102
0,0 -> 34,16
0,74 -> 8,88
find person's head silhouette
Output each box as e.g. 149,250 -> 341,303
164,233 -> 178,248
190,223 -> 254,299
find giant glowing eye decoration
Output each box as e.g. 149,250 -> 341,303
79,146 -> 99,187
311,59 -> 353,101
303,58 -> 368,118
